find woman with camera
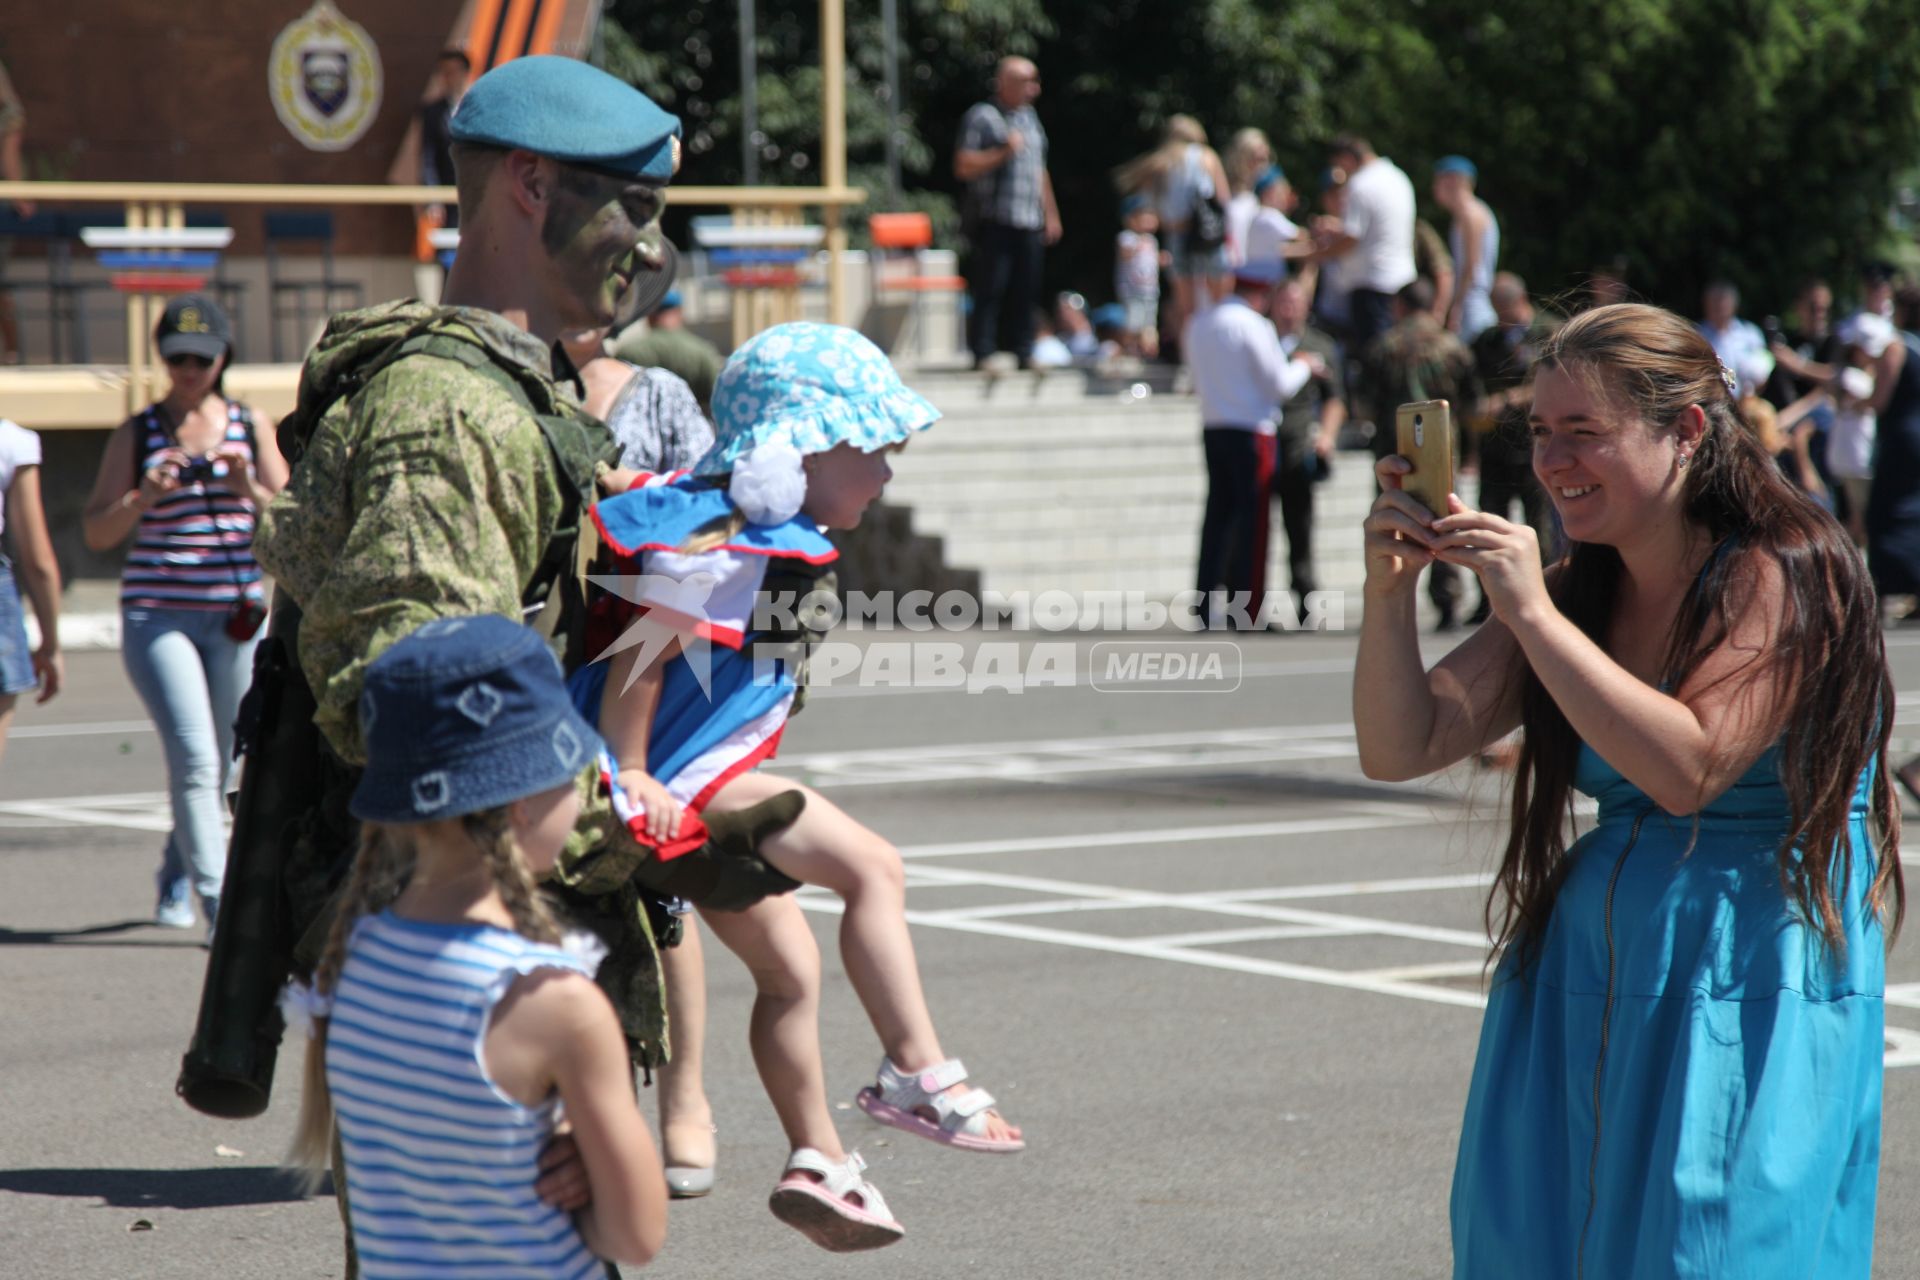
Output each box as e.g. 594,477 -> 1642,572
82,294 -> 287,939
1354,303 -> 1898,1276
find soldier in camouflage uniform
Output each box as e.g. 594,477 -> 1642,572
197,58 -> 803,1269
1362,277 -> 1481,630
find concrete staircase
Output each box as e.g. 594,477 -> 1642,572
884,364 -> 1395,614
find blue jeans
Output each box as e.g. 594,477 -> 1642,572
121,605 -> 260,907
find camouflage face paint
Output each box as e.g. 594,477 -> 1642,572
542,164 -> 667,326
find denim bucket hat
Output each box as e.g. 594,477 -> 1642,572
693,323 -> 940,476
351,615 -> 603,824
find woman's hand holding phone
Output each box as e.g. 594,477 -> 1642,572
1428,499 -> 1549,627
1362,455 -> 1439,598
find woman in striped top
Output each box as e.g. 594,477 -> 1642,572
284,615 -> 666,1276
81,295 -> 287,937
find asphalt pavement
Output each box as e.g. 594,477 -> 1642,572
5,627 -> 1920,1279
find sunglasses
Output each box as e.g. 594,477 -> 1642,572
165,353 -> 215,370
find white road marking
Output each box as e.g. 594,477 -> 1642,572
894,805 -> 1457,861
780,722 -> 1364,786
1192,873 -> 1494,902
1883,982 -> 1920,1010
0,797 -> 170,832
7,720 -> 155,740
1134,924 -> 1362,947
1885,1027 -> 1920,1070
898,863 -> 1494,947
798,892 -> 1492,1010
800,864 -> 1920,1067
1354,960 -> 1491,983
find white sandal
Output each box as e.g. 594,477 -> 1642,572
856,1056 -> 1026,1153
767,1148 -> 904,1252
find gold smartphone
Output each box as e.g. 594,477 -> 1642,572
1395,399 -> 1455,518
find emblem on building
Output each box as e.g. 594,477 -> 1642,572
269,2 -> 383,152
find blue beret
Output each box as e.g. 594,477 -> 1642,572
657,289 -> 683,312
450,55 -> 682,182
1120,193 -> 1149,216
1433,154 -> 1478,181
1252,165 -> 1287,196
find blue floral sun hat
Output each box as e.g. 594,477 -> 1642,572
693,322 -> 940,477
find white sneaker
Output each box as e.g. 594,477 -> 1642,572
155,880 -> 196,930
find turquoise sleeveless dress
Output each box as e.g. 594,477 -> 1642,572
1451,743 -> 1885,1278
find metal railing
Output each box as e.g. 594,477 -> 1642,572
0,180 -> 866,415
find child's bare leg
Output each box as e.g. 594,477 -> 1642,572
705,772 -> 1020,1143
658,920 -> 715,1172
697,892 -> 845,1158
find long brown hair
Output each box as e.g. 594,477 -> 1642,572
1493,303 -> 1902,968
284,809 -> 563,1185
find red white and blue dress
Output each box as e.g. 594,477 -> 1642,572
569,472 -> 836,842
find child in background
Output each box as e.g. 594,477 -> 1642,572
1090,302 -> 1129,363
1827,364 -> 1878,545
1775,360 -> 1880,544
1740,394 -> 1826,507
284,615 -> 668,1277
578,323 -> 1026,1252
1115,194 -> 1161,358
1242,166 -> 1305,281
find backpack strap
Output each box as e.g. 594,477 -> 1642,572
374,330 -> 618,665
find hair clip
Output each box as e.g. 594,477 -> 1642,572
1717,362 -> 1739,398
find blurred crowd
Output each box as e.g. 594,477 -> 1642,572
964,100 -> 1920,635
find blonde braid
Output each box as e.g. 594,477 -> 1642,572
466,807 -> 562,944
284,823 -> 415,1185
680,506 -> 750,555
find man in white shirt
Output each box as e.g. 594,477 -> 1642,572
1315,133 -> 1416,356
1697,281 -> 1775,397
1185,263 -> 1324,625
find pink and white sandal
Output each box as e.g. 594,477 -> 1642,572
767,1147 -> 904,1252
855,1056 -> 1026,1153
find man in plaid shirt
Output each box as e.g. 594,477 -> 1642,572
954,56 -> 1063,370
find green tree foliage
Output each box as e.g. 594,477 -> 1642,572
1317,0 -> 1920,315
599,0 -> 1049,245
601,1 -> 1920,316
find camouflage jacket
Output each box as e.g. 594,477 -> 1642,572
255,301 -> 602,764
1362,314 -> 1480,455
255,300 -> 692,1063
1470,313 -> 1559,466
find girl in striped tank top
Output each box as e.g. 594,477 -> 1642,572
285,615 -> 667,1277
80,294 -> 288,938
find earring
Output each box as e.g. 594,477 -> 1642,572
1677,453 -> 1691,468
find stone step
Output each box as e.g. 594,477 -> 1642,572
909,415 -> 1202,450
910,365 -> 1184,412
887,367 -> 1469,624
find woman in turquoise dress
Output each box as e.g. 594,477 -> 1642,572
1353,302 -> 1902,1278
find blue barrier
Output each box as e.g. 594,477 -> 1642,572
95,250 -> 223,271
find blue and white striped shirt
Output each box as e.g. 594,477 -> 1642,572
327,911 -> 604,1280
